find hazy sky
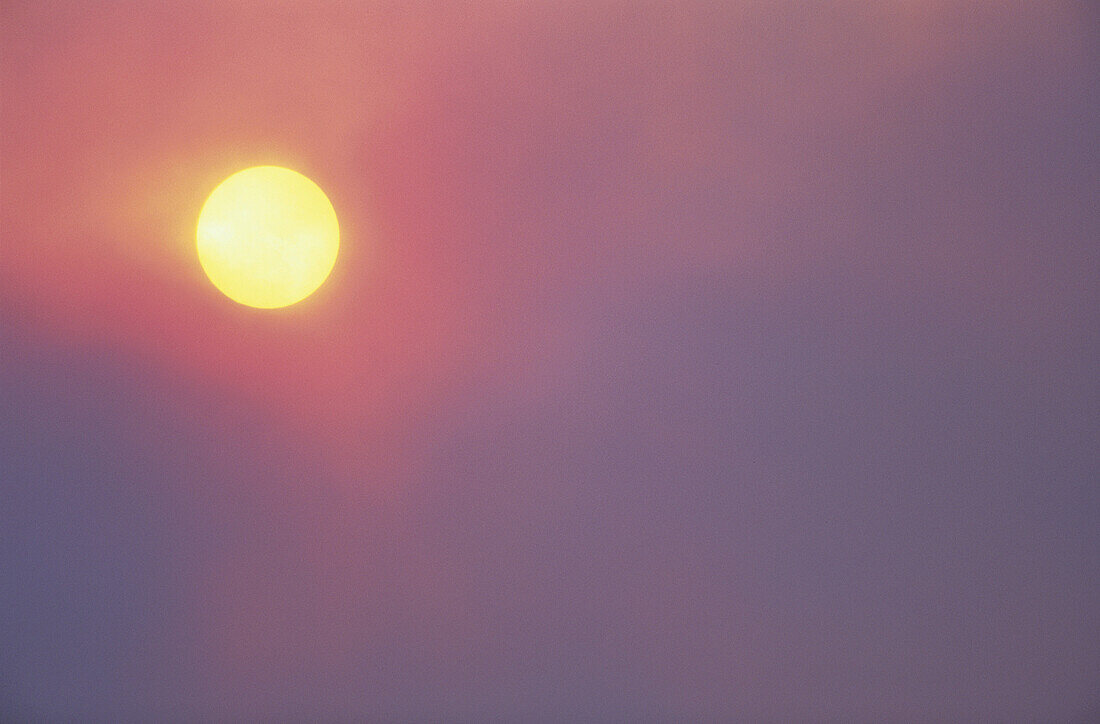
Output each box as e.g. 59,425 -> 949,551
2,1 -> 1097,720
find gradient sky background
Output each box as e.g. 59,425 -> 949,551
2,1 -> 1097,720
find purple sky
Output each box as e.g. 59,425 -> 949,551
2,1 -> 1098,720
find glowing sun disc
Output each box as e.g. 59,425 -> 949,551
197,166 -> 339,309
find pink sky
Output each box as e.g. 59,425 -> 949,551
2,2 -> 1097,719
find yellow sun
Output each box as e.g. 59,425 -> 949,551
196,166 -> 339,309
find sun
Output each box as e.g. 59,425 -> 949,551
196,166 -> 339,309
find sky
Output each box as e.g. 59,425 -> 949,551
1,1 -> 1097,720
